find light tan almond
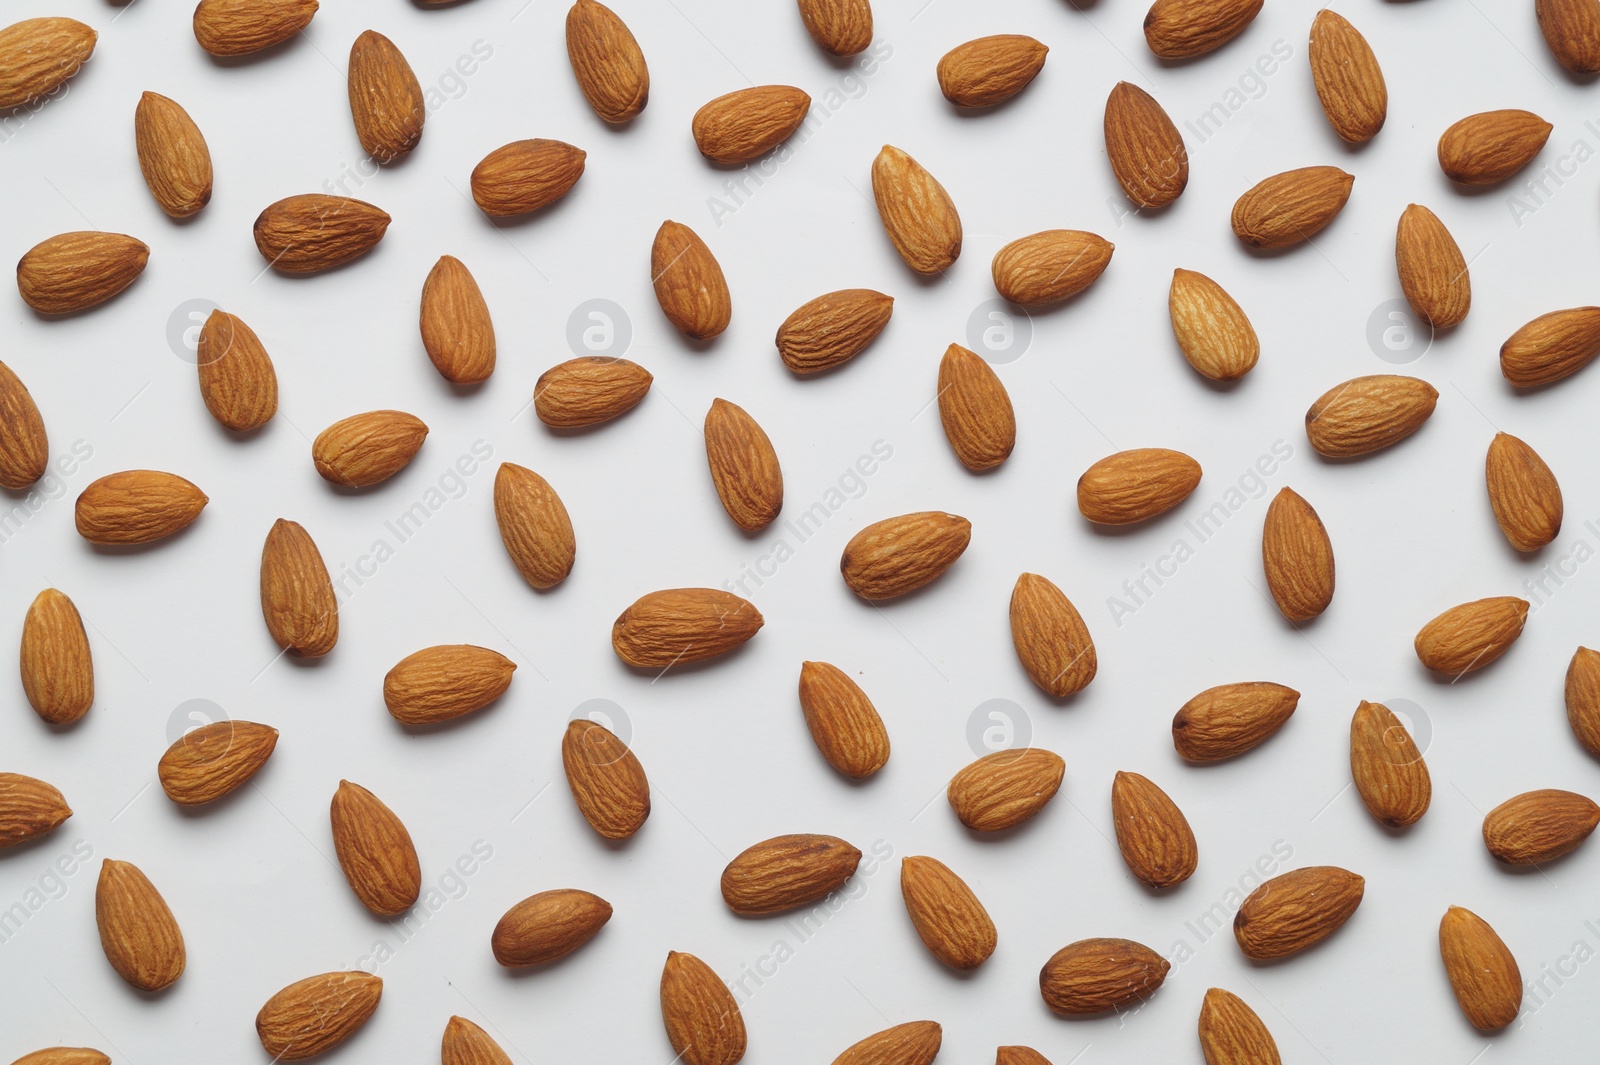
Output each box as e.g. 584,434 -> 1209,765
135,92 -> 212,218
1040,939 -> 1169,1015
996,1048 -> 1051,1065
947,747 -> 1064,832
1304,374 -> 1437,457
194,0 -> 318,56
535,356 -> 652,427
442,1016 -> 513,1065
471,139 -> 585,216
1077,448 -> 1201,525
797,0 -> 872,56
721,834 -> 861,915
1566,646 -> 1600,757
693,86 -> 811,164
1482,788 -> 1600,864
660,951 -> 746,1065
1349,700 -> 1430,828
494,463 -> 576,590
75,470 -> 207,545
1172,682 -> 1299,762
872,145 -> 961,274
938,343 -> 1014,471
611,588 -> 763,668
1143,0 -> 1261,57
260,518 -> 338,657
157,720 -> 279,805
1395,204 -> 1469,328
566,0 -> 649,122
1309,11 -> 1386,143
1104,82 -> 1188,209
562,718 -> 651,839
331,780 -> 420,917
1501,306 -> 1600,387
776,289 -> 894,374
18,232 -> 149,315
95,859 -> 185,992
900,855 -> 995,969
1439,110 -> 1552,185
1539,0 -> 1600,72
1231,167 -> 1353,249
383,645 -> 515,725
1486,432 -> 1562,551
652,220 -> 731,340
20,589 -> 93,725
420,256 -> 496,384
312,410 -> 428,487
0,18 -> 96,109
1168,268 -> 1257,380
992,230 -> 1112,306
1111,771 -> 1197,888
0,360 -> 48,490
348,30 -> 423,161
1198,987 -> 1281,1065
798,661 -> 890,778
0,773 -> 71,848
1414,596 -> 1528,675
1261,487 -> 1334,622
937,35 -> 1047,107
705,398 -> 782,531
491,888 -> 612,966
197,310 -> 277,431
832,1021 -> 942,1065
253,194 -> 389,274
10,1049 -> 110,1065
1009,572 -> 1096,697
840,511 -> 971,600
1233,866 -> 1364,959
1440,906 -> 1522,1030
256,971 -> 382,1061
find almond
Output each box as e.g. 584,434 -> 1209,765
197,310 -> 278,431
797,0 -> 872,56
20,589 -> 93,725
1039,938 -> 1169,1015
651,220 -> 731,340
798,661 -> 890,779
1198,987 -> 1281,1065
1538,0 -> 1600,72
0,773 -> 71,848
562,717 -> 651,839
95,859 -> 185,992
1077,448 -> 1201,525
1414,596 -> 1528,676
494,463 -> 576,590
491,888 -> 612,966
1482,788 -> 1600,864
1104,82 -> 1188,209
900,856 -> 995,969
1308,11 -> 1386,143
256,971 -> 382,1061
260,518 -> 338,657
1231,167 -> 1353,249
1501,306 -> 1600,387
383,645 -> 515,725
471,139 -> 586,217
721,834 -> 861,915
840,511 -> 971,600
330,780 -> 421,917
660,951 -> 746,1065
776,289 -> 894,374
832,1021 -> 941,1065
1172,682 -> 1299,762
1485,432 -> 1562,551
0,360 -> 48,489
1304,374 -> 1437,457
1111,771 -> 1197,888
611,588 -> 763,668
937,35 -> 1047,107
0,18 -> 96,109
1439,906 -> 1522,1031
253,194 -> 390,274
991,230 -> 1112,307
535,356 -> 652,427
11,1049 -> 110,1065
17,232 -> 149,314
996,1048 -> 1051,1065
1566,646 -> 1600,757
75,470 -> 207,545
194,0 -> 318,56
1009,572 -> 1096,698
157,719 -> 279,805
1233,866 -> 1364,960
947,747 -> 1064,832
1438,109 -> 1552,185
705,398 -> 783,531
872,145 -> 962,274
1349,700 -> 1430,828
312,409 -> 428,487
1261,487 -> 1334,622
693,86 -> 811,164
442,1016 -> 512,1065
1143,0 -> 1261,58
1395,204 -> 1470,328
1168,268 -> 1258,380
566,0 -> 649,123
134,92 -> 212,218
420,255 -> 496,384
937,343 -> 1015,471
348,30 -> 423,161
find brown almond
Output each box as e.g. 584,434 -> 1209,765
1440,906 -> 1522,1031
938,343 -> 1015,471
872,145 -> 961,274
1439,109 -> 1552,185
991,230 -> 1112,307
442,1016 -> 513,1065
1309,11 -> 1386,143
20,589 -> 93,725
562,717 -> 651,839
611,588 -> 763,668
721,834 -> 861,916
651,220 -> 731,340
797,0 -> 872,57
996,1048 -> 1051,1065
75,470 -> 207,545
383,645 -> 515,725
705,399 -> 783,531
1104,82 -> 1188,209
1501,306 -> 1600,387
494,463 -> 576,590
157,719 -> 279,805
1231,167 -> 1353,249
1111,771 -> 1197,888
1233,866 -> 1364,959
1077,448 -> 1201,525
312,409 -> 428,488
18,232 -> 149,315
1304,374 -> 1437,457
348,30 -> 423,161
1482,788 -> 1600,864
1009,572 -> 1096,698
798,661 -> 890,778
135,92 -> 212,218
253,194 -> 389,274
1414,596 -> 1528,676
1039,938 -> 1169,1015
776,289 -> 894,374
491,888 -> 612,966
1566,646 -> 1600,757
1395,204 -> 1470,329
260,518 -> 338,657
95,859 -> 185,992
1538,0 -> 1600,72
1261,487 -> 1335,622
1143,0 -> 1261,57
0,773 -> 71,848
330,780 -> 421,917
1486,432 -> 1562,551
11,1049 -> 110,1065
421,255 -> 496,384
1349,700 -> 1430,828
194,0 -> 318,57
1168,268 -> 1258,380
255,971 -> 382,1061
947,747 -> 1064,832
900,856 -> 996,969
832,1021 -> 942,1065
1198,987 -> 1281,1065
1172,682 -> 1299,763
0,360 -> 48,490
197,310 -> 278,431
535,356 -> 652,427
937,35 -> 1047,108
840,511 -> 971,600
693,85 -> 811,164
660,951 -> 746,1065
566,0 -> 649,123
0,18 -> 96,109
471,139 -> 585,217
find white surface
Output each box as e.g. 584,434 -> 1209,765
2,0 -> 1599,1061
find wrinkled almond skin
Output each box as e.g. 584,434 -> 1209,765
1104,82 -> 1188,208
660,951 -> 746,1065
947,747 -> 1064,832
562,718 -> 651,839
798,661 -> 890,778
535,356 -> 652,427
135,91 -> 212,218
348,30 -> 424,161
194,0 -> 318,56
1231,167 -> 1353,249
0,360 -> 48,490
566,0 -> 649,122
1173,682 -> 1299,762
1040,938 -> 1170,1015
1501,306 -> 1600,387
312,410 -> 428,488
721,834 -> 861,915
10,1049 -> 110,1065
840,511 -> 971,600
1414,596 -> 1529,676
255,971 -> 382,1061
693,86 -> 811,164
1566,647 -> 1600,757
1077,448 -> 1201,525
1486,432 -> 1562,551
494,463 -> 576,590
1440,906 -> 1522,1031
652,220 -> 731,340
383,645 -> 516,725
18,232 -> 149,315
1304,375 -> 1437,457
260,518 -> 338,657
797,0 -> 872,56
937,35 -> 1047,107
0,18 -> 96,109
1143,0 -> 1261,58
442,1016 -> 513,1065
1309,11 -> 1386,143
0,773 -> 71,848
253,195 -> 390,274
705,399 -> 783,531
832,1021 -> 942,1065
75,471 -> 207,545
420,256 -> 496,384
1539,0 -> 1600,72
1482,788 -> 1600,865
1199,987 -> 1281,1065
491,888 -> 612,966
1111,771 -> 1197,888
197,310 -> 278,431
1395,204 -> 1470,329
1438,110 -> 1552,185
331,780 -> 421,917
992,230 -> 1113,307
938,343 -> 1015,471
1261,488 -> 1334,622
1233,866 -> 1364,960
1349,700 -> 1430,829
611,588 -> 763,668
996,1048 -> 1051,1065
157,720 -> 279,805
1009,572 -> 1096,697
21,589 -> 93,725
470,139 -> 585,217
1169,269 -> 1257,380
872,145 -> 961,274
95,859 -> 185,992
776,289 -> 894,373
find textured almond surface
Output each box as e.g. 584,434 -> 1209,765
197,310 -> 278,431
157,720 -> 279,805
692,85 -> 811,164
1231,166 -> 1353,249
992,230 -> 1113,307
135,91 -> 212,217
471,139 -> 586,217
1233,866 -> 1364,959
1486,432 -> 1562,551
494,462 -> 576,589
95,859 -> 185,991
421,255 -> 496,384
11,1050 -> 110,1065
996,1048 -> 1051,1065
253,194 -> 390,273
1143,0 -> 1261,57
872,145 -> 962,274
1009,572 -> 1096,697
704,398 -> 783,531
194,0 -> 318,56
660,951 -> 746,1065
535,355 -> 652,427
1104,82 -> 1187,209
312,409 -> 428,487
442,1016 -> 513,1065
652,220 -> 732,340
1438,109 -> 1552,185
348,30 -> 424,161
383,645 -> 515,725
1440,906 -> 1522,1030
1173,682 -> 1299,762
1261,487 -> 1335,622
330,780 -> 421,916
0,773 -> 72,848
260,518 -> 338,657
1169,268 -> 1257,380
0,359 -> 48,490
798,661 -> 891,779
1309,10 -> 1386,142
611,588 -> 763,668
938,343 -> 1015,471
1304,374 -> 1437,457
1539,0 -> 1600,72
491,888 -> 612,966
1077,448 -> 1201,525
255,971 -> 382,1061
1199,987 -> 1281,1065
1414,596 -> 1529,675
900,855 -> 996,969
75,470 -> 207,545
797,0 -> 872,56
1039,938 -> 1170,1014
566,0 -> 649,122
937,35 -> 1047,107
1349,700 -> 1430,828
18,232 -> 149,315
947,747 -> 1064,831
831,1021 -> 942,1065
840,511 -> 971,600
1111,771 -> 1197,888
1482,788 -> 1600,864
562,718 -> 651,839
1501,306 -> 1600,387
720,834 -> 861,915
776,289 -> 894,373
0,18 -> 96,109
1395,204 -> 1470,329
20,588 -> 93,725
1567,646 -> 1600,758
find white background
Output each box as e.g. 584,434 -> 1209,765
2,0 -> 1599,1062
